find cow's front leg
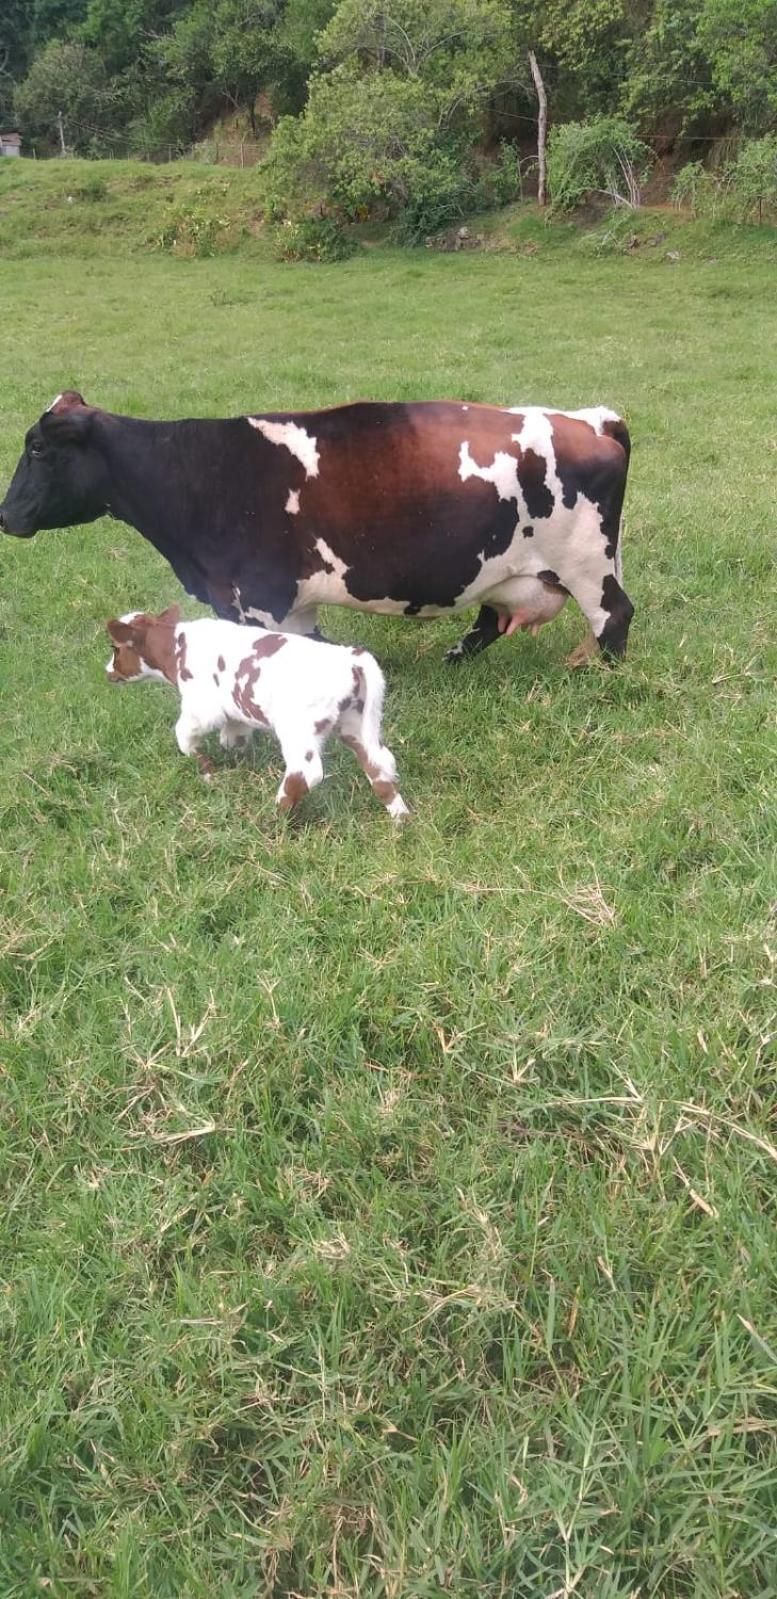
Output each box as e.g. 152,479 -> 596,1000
444,605 -> 501,665
278,606 -> 327,641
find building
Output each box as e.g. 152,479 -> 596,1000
0,132 -> 22,157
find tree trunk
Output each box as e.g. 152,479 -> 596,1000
528,50 -> 547,206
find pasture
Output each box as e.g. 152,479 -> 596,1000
1,175 -> 776,1597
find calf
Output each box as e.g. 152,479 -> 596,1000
106,606 -> 409,821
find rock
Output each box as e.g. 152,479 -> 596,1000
666,250 -> 680,261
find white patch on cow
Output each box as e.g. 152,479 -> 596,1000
232,585 -> 275,629
315,538 -> 348,579
565,406 -> 621,434
47,394 -> 63,412
285,489 -> 300,515
249,418 -> 320,478
459,440 -> 521,504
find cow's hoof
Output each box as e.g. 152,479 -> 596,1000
444,645 -> 466,666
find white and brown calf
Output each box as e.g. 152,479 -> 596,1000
106,606 -> 409,821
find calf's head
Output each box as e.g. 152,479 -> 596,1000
0,391 -> 109,538
106,606 -> 181,685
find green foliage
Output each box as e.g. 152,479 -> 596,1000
155,184 -> 237,253
263,1 -> 516,235
273,212 -> 356,260
547,115 -> 653,211
671,160 -> 721,218
730,132 -> 777,219
697,0 -> 777,133
673,137 -> 777,223
13,39 -> 117,154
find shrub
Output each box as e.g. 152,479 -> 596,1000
729,133 -> 777,221
155,189 -> 236,257
671,160 -> 725,217
547,115 -> 653,211
672,137 -> 777,223
272,214 -> 357,261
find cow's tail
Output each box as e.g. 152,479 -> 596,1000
354,651 -> 388,755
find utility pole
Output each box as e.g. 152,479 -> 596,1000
528,51 -> 547,206
56,109 -> 66,157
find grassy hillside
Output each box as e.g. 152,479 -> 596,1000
1,166 -> 776,1596
3,156 -> 777,265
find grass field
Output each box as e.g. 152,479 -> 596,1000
1,163 -> 776,1597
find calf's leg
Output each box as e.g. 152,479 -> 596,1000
275,730 -> 326,814
338,710 -> 409,822
175,712 -> 216,780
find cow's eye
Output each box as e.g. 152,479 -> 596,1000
29,444 -> 44,460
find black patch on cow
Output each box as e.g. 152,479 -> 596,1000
537,569 -> 567,590
516,448 -> 554,520
404,601 -> 423,616
522,525 -> 534,539
549,414 -> 630,561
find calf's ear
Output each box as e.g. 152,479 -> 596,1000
107,618 -> 133,644
158,604 -> 181,626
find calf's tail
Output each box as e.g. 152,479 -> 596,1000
354,651 -> 387,752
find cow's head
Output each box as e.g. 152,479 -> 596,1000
106,607 -> 181,685
0,391 -> 110,538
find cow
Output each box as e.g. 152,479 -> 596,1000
106,605 -> 409,820
1,391 -> 634,663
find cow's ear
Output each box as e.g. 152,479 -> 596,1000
107,618 -> 133,644
157,604 -> 181,627
48,391 -> 87,414
40,407 -> 93,446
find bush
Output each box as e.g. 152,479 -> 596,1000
671,160 -> 724,217
272,214 -> 357,261
672,137 -> 777,223
729,134 -> 777,221
547,115 -> 653,211
263,62 -> 475,238
155,189 -> 237,257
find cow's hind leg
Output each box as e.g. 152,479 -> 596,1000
561,560 -> 634,663
444,604 -> 501,665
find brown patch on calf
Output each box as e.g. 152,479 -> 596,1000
107,607 -> 180,684
315,716 -> 333,735
305,750 -> 314,762
252,633 -> 287,659
213,672 -> 220,686
217,655 -> 226,672
278,770 -> 309,812
232,653 -> 269,725
175,630 -> 193,682
340,733 -> 398,808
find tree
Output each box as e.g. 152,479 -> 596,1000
13,39 -> 119,153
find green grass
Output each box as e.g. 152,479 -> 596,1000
1,163 -> 776,1598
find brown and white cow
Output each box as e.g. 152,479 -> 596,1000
1,393 -> 634,662
106,606 -> 409,820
